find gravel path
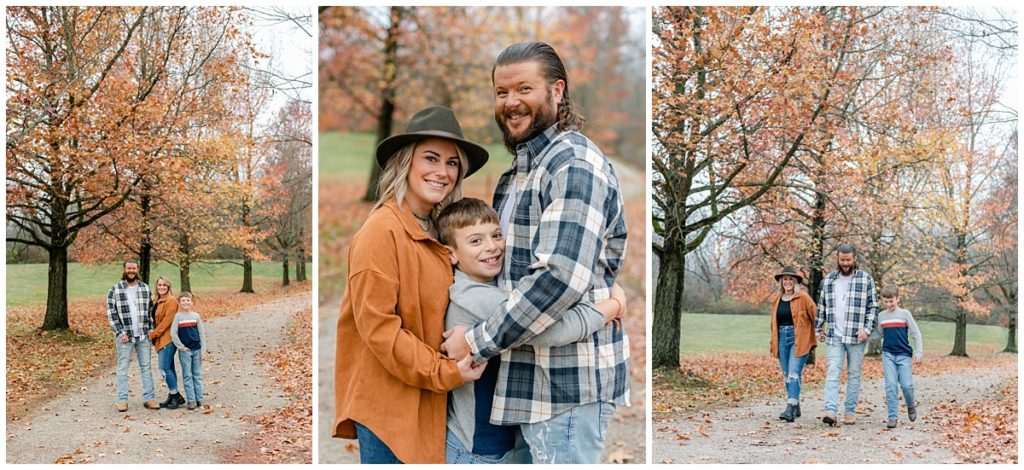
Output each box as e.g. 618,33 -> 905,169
316,299 -> 645,464
6,294 -> 310,464
653,365 -> 1016,464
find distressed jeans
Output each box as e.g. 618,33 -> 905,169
157,343 -> 178,393
115,336 -> 156,403
520,401 -> 615,464
882,351 -> 916,420
824,341 -> 866,414
777,325 -> 808,405
178,348 -> 204,403
445,428 -> 512,464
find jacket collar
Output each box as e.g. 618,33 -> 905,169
383,197 -> 435,242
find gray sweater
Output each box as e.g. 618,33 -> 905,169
445,269 -> 606,453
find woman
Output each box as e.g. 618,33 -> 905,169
769,267 -> 817,422
333,106 -> 489,464
147,276 -> 183,409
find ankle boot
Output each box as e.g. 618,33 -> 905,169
160,393 -> 176,409
780,404 -> 795,422
794,403 -> 801,418
174,392 -> 186,406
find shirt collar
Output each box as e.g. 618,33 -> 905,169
514,124 -> 561,171
383,197 -> 435,242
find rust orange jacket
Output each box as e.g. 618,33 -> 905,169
148,295 -> 179,351
769,290 -> 817,357
333,198 -> 464,464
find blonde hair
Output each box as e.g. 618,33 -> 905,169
154,275 -> 175,300
373,140 -> 468,219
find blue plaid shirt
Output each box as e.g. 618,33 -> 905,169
465,125 -> 630,425
815,269 -> 878,345
106,280 -> 153,341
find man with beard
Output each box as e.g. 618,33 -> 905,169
441,42 -> 629,463
815,244 -> 879,426
106,260 -> 159,411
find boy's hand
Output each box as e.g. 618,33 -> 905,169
913,355 -> 922,363
441,325 -> 471,360
456,355 -> 486,383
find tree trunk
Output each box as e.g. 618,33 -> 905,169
950,307 -> 968,357
282,251 -> 291,286
178,233 -> 192,293
241,256 -> 254,293
296,248 -> 307,282
363,6 -> 402,202
42,245 -> 71,331
139,193 -> 153,283
1004,306 -> 1017,353
653,248 -> 686,369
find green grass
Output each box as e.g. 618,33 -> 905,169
318,132 -> 513,181
681,312 -> 1009,356
5,261 -> 312,308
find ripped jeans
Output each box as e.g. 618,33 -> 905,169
777,325 -> 808,405
519,401 -> 615,464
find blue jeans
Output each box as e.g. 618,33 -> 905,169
178,348 -> 203,403
882,351 -> 916,420
157,343 -> 178,393
520,401 -> 615,464
115,336 -> 156,402
445,428 -> 512,464
824,341 -> 866,414
777,325 -> 808,405
354,421 -> 402,464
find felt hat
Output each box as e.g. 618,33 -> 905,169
375,106 -> 489,177
774,266 -> 804,284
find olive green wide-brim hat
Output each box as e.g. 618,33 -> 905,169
375,106 -> 489,178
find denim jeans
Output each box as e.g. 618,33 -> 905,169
882,351 -> 916,420
445,428 -> 512,464
178,348 -> 204,403
824,341 -> 866,414
157,343 -> 178,393
777,325 -> 808,405
354,421 -> 402,464
115,336 -> 156,402
520,401 -> 615,464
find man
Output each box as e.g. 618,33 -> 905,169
442,42 -> 629,463
815,244 -> 878,426
106,260 -> 159,411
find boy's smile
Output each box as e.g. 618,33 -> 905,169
446,222 -> 505,283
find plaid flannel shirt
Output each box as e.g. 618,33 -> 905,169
106,280 -> 153,342
815,269 -> 878,345
465,125 -> 630,425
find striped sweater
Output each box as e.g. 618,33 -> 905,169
170,310 -> 207,351
874,308 -> 922,358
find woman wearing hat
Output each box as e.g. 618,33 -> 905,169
333,106 -> 490,463
769,266 -> 817,422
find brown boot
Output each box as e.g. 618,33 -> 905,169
843,413 -> 857,425
116,402 -> 128,412
143,400 -> 161,410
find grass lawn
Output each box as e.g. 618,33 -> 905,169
318,131 -> 513,181
6,261 -> 312,308
681,312 -> 1010,356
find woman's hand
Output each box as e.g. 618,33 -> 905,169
456,355 -> 486,383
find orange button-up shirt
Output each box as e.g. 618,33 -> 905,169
333,197 -> 464,463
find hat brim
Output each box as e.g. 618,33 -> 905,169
375,131 -> 489,178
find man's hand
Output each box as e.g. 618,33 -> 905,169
119,334 -> 129,344
456,355 -> 486,383
441,325 -> 471,360
856,329 -> 869,343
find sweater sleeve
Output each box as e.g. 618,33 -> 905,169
170,313 -> 185,350
905,309 -> 923,357
197,313 -> 207,351
529,302 -> 606,347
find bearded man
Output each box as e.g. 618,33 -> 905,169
107,259 -> 159,412
815,244 -> 879,426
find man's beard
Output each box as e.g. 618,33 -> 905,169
838,264 -> 856,275
122,271 -> 137,282
496,91 -> 559,154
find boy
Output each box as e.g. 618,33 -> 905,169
170,292 -> 207,410
874,285 -> 922,428
436,198 -> 625,464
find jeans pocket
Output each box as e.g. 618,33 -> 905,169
597,402 -> 615,441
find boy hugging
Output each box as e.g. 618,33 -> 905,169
435,198 -> 625,464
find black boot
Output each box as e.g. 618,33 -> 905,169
174,392 -> 186,407
794,403 -> 801,418
160,393 -> 176,409
779,404 -> 795,422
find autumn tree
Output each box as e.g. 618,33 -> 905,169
264,100 -> 313,286
651,7 -> 870,368
7,7 -> 155,330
